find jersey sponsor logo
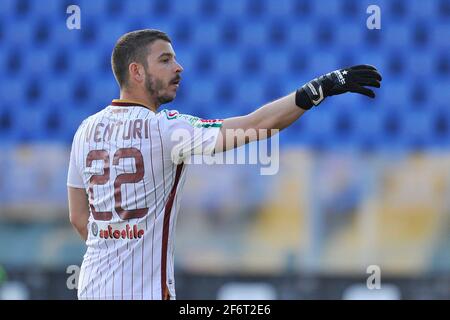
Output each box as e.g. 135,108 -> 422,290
92,223 -> 145,240
91,222 -> 99,237
164,110 -> 180,119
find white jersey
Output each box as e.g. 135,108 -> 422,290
67,99 -> 223,300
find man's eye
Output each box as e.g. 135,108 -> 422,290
161,59 -> 169,63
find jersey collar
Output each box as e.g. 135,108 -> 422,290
111,99 -> 154,111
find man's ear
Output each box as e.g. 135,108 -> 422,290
129,62 -> 145,84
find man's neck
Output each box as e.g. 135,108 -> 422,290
119,90 -> 158,112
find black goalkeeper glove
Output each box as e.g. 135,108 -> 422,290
295,64 -> 382,110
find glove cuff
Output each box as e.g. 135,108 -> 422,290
295,79 -> 326,110
295,87 -> 314,110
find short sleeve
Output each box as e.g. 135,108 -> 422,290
67,128 -> 85,189
159,110 -> 223,164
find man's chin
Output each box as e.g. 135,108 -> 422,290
158,94 -> 176,105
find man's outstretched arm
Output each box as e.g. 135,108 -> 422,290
215,64 -> 382,152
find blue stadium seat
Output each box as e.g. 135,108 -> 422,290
171,19 -> 195,45
266,21 -> 290,47
385,0 -> 409,21
309,0 -> 341,18
313,20 -> 337,49
52,22 -> 80,49
22,49 -> 52,76
431,80 -> 450,106
0,0 -> 17,19
244,0 -> 267,19
0,49 -> 8,72
96,20 -> 132,47
378,81 -> 410,109
405,111 -> 436,147
438,0 -> 450,19
193,49 -> 215,75
5,20 -> 34,46
384,24 -> 411,49
12,0 -> 31,18
354,108 -> 384,142
215,78 -> 236,105
236,79 -> 265,109
32,0 -> 61,17
187,78 -> 218,107
386,50 -> 408,78
215,49 -> 242,77
0,108 -> 15,142
433,25 -> 450,50
218,0 -> 247,18
241,23 -> 267,47
288,48 -> 312,75
104,0 -> 124,17
432,108 -> 450,146
309,53 -> 339,74
71,49 -> 101,74
239,49 -> 261,77
305,108 -> 336,139
339,0 -> 362,20
30,19 -> 52,48
336,23 -> 363,49
333,108 -> 356,140
435,52 -> 450,78
44,76 -> 74,108
51,49 -> 71,75
263,52 -> 290,77
408,52 -> 434,80
12,107 -> 46,141
408,0 -> 439,20
78,0 -> 108,16
265,0 -> 294,18
1,79 -> 25,106
150,0 -> 172,17
63,108 -> 94,136
192,23 -> 221,48
197,0 -> 220,18
92,79 -> 119,105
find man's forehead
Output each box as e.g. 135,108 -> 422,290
148,40 -> 175,58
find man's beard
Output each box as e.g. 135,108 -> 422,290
145,73 -> 174,105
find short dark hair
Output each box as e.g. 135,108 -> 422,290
111,29 -> 171,88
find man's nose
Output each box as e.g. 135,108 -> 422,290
175,61 -> 183,73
